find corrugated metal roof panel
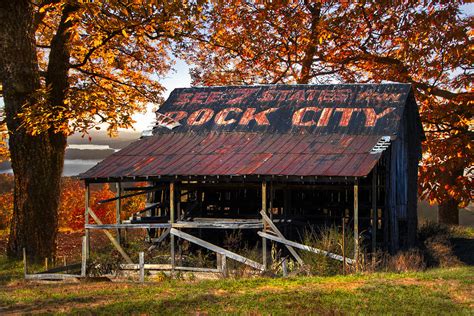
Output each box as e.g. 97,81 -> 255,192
81,133 -> 384,179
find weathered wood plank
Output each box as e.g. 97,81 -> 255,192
354,180 -> 359,270
149,227 -> 171,245
262,181 -> 267,270
257,231 -> 354,265
38,263 -> 82,274
120,264 -> 220,273
88,208 -> 133,264
23,248 -> 27,277
173,221 -> 262,229
170,182 -> 176,269
97,188 -> 162,204
81,236 -> 87,277
139,252 -> 145,283
260,210 -> 303,265
171,228 -> 264,271
116,182 -> 122,244
25,273 -> 80,280
86,223 -> 171,229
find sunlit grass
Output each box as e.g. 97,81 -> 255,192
0,256 -> 472,315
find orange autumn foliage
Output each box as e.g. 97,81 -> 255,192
59,178 -> 146,232
187,1 -> 473,211
0,191 -> 13,231
58,178 -> 116,232
0,177 -> 146,233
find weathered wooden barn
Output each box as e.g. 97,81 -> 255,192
80,83 -> 423,273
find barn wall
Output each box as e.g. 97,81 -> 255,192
386,94 -> 422,252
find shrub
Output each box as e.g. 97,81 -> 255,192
387,249 -> 426,272
298,225 -> 356,276
418,222 -> 461,268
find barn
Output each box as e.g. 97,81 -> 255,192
80,83 -> 424,272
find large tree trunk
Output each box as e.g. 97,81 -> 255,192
437,166 -> 463,226
0,1 -> 69,261
7,132 -> 66,260
438,198 -> 459,225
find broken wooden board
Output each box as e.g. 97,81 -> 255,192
120,263 -> 220,273
171,228 -> 264,271
88,207 -> 133,264
258,231 -> 355,265
173,220 -> 262,229
25,273 -> 80,280
260,210 -> 303,265
86,223 -> 171,229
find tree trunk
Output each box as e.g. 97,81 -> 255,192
7,132 -> 66,260
0,1 -> 69,261
297,3 -> 321,84
438,198 -> 459,225
437,166 -> 463,226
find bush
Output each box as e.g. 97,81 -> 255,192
418,222 -> 461,268
298,225 -> 356,276
386,249 -> 426,272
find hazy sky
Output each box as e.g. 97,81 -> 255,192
131,58 -> 191,132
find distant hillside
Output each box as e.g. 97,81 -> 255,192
68,130 -> 141,149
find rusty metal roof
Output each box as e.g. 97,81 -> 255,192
81,84 -> 416,181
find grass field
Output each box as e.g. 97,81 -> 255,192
0,257 -> 473,315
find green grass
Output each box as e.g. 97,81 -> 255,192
0,255 -> 472,315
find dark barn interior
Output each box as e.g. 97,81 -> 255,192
80,84 -> 424,272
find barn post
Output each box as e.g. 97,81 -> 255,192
115,182 -> 122,244
372,167 -> 377,260
170,181 -> 176,269
283,186 -> 290,236
262,180 -> 267,270
354,179 -> 359,271
84,182 -> 90,259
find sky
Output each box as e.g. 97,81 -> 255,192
130,58 -> 191,132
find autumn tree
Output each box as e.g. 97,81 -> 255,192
188,1 -> 473,225
0,0 -> 205,260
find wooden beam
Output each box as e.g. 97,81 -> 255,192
81,235 -> 87,277
258,231 -> 354,265
84,183 -> 90,258
38,263 -> 82,274
86,223 -> 171,229
97,188 -> 161,204
25,273 -> 80,280
262,181 -> 267,270
23,248 -> 27,277
282,258 -> 288,277
372,167 -> 377,259
120,263 -> 220,273
171,228 -> 264,271
354,180 -> 359,270
259,210 -> 303,265
173,221 -> 263,229
170,182 -> 175,269
88,207 -> 133,264
116,182 -> 122,244
139,252 -> 145,283
148,227 -> 171,251
134,202 -> 161,216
